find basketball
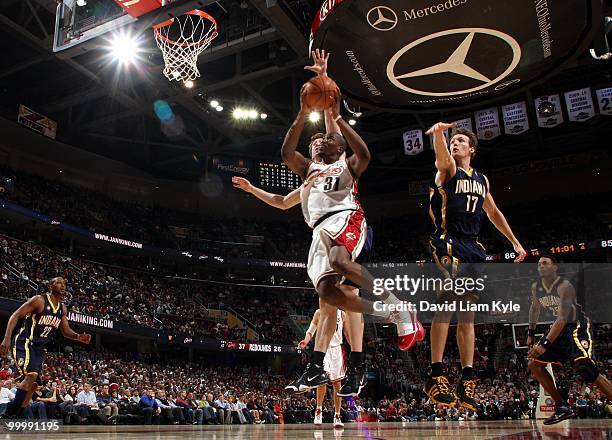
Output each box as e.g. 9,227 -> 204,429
302,76 -> 339,110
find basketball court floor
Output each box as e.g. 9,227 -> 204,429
2,420 -> 610,439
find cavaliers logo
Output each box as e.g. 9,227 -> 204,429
581,340 -> 589,349
440,256 -> 451,266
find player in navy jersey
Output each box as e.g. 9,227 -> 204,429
424,122 -> 527,410
528,255 -> 612,424
0,277 -> 91,417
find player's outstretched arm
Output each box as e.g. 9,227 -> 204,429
232,176 -> 301,210
298,309 -> 320,349
330,96 -> 370,177
527,282 -> 541,348
0,296 -> 44,356
482,177 -> 527,262
60,304 -> 91,344
281,86 -> 311,180
426,122 -> 457,184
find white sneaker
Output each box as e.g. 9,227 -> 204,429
314,408 -> 323,425
333,413 -> 344,428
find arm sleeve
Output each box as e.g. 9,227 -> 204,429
306,321 -> 317,338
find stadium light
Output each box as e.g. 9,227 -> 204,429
184,80 -> 194,89
210,100 -> 219,108
248,109 -> 258,120
309,112 -> 321,123
233,108 -> 244,119
110,34 -> 140,64
216,105 -> 223,112
260,113 -> 268,120
348,119 -> 356,126
76,0 -> 87,6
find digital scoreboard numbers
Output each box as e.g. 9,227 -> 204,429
259,162 -> 300,190
220,340 -> 284,353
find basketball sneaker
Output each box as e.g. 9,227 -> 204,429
456,378 -> 479,411
543,404 -> 574,425
294,363 -> 330,393
394,315 -> 425,351
424,375 -> 456,407
333,413 -> 344,428
337,366 -> 367,397
314,407 -> 323,425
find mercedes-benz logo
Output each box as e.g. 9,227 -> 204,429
367,6 -> 398,32
387,28 -> 521,97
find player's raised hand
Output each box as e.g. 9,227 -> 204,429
232,176 -> 252,193
304,49 -> 330,76
527,336 -> 536,350
426,122 -> 456,135
0,338 -> 9,356
513,243 -> 527,262
78,333 -> 91,344
297,339 -> 308,349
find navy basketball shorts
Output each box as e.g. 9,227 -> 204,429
535,319 -> 594,365
429,235 -> 487,303
12,337 -> 44,384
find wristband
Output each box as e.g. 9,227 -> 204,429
539,338 -> 551,348
527,329 -> 536,337
334,114 -> 342,122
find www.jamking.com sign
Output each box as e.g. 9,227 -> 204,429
310,0 -> 600,112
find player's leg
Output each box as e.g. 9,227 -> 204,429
337,286 -> 367,397
332,381 -> 343,428
425,308 -> 456,406
593,373 -> 612,399
326,244 -> 423,349
314,384 -> 325,425
293,297 -> 335,392
528,360 -> 570,423
455,309 -> 477,410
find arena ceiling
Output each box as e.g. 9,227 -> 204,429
1,0 -> 612,187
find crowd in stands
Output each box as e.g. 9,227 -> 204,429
0,235 -> 304,345
0,337 -> 609,425
1,166 -> 610,264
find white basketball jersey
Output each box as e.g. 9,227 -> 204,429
300,160 -> 360,228
329,309 -> 344,348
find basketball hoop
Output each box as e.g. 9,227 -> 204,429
153,9 -> 218,83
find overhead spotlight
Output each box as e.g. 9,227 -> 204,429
76,0 -> 87,6
233,108 -> 244,119
260,113 -> 268,120
216,105 -> 223,112
248,109 -> 258,119
110,34 -> 140,64
210,100 -> 219,108
309,112 -> 321,123
184,80 -> 194,89
348,119 -> 356,126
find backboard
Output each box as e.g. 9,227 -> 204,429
53,0 -> 208,57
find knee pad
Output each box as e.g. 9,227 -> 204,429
575,360 -> 598,383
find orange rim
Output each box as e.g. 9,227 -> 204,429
153,9 -> 218,48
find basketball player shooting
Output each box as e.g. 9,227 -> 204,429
0,277 -> 91,418
232,50 -> 369,397
424,122 -> 527,411
527,255 -> 612,425
280,61 -> 423,393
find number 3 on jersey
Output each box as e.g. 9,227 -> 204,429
323,176 -> 340,192
466,195 -> 478,213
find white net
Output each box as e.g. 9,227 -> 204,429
154,10 -> 218,83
